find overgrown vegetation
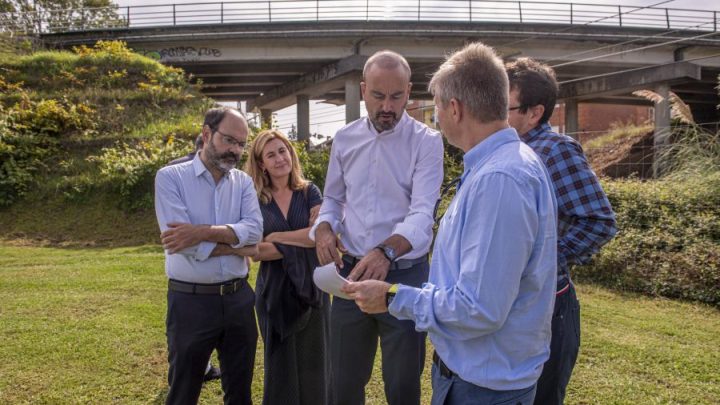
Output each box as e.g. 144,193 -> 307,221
577,174 -> 720,305
0,40 -> 209,208
576,91 -> 720,306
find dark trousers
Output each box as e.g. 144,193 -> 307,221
166,284 -> 258,405
331,258 -> 429,405
534,282 -> 581,405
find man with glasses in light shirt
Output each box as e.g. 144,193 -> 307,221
311,50 -> 444,405
155,107 -> 262,405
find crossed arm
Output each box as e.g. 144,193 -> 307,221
250,205 -> 321,262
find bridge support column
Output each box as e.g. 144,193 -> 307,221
653,83 -> 671,178
345,75 -> 361,123
261,109 -> 273,129
296,94 -> 310,142
564,99 -> 579,139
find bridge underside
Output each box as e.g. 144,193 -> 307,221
42,20 -> 720,132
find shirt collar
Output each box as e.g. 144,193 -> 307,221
366,111 -> 410,136
192,152 -> 208,177
461,127 -> 520,184
520,122 -> 552,143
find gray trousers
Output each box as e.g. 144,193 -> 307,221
331,257 -> 429,405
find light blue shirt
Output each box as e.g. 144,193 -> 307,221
310,112 -> 444,259
390,128 -> 558,391
154,154 -> 263,283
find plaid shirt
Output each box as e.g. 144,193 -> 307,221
521,123 -> 617,284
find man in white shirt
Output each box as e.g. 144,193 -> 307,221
311,50 -> 444,405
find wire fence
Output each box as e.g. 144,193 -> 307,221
1,0 -> 718,34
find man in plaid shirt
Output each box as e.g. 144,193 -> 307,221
506,58 -> 617,405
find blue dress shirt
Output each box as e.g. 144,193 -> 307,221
154,154 -> 263,283
389,128 -> 558,391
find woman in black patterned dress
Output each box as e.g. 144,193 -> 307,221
245,129 -> 331,405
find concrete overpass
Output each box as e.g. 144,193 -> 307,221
11,1 -> 720,141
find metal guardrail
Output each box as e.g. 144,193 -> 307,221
1,0 -> 718,34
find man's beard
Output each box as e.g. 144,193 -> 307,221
206,140 -> 239,173
370,103 -> 406,132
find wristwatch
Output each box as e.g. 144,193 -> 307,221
386,283 -> 399,307
375,243 -> 397,262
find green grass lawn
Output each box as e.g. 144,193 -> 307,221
1,245 -> 718,404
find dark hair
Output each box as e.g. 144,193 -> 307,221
505,58 -> 558,125
194,134 -> 203,150
203,107 -> 245,132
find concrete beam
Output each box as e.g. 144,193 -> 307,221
297,95 -> 310,142
653,83 -> 671,178
564,100 -> 579,139
250,54 -> 367,111
345,74 -> 361,124
261,109 -> 273,129
559,62 -> 702,101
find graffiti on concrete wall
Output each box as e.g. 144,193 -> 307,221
134,47 -> 222,61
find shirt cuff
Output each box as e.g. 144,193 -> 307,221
391,222 -> 426,258
226,223 -> 249,248
388,284 -> 421,323
309,217 -> 340,241
194,241 -> 217,261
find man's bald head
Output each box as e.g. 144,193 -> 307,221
363,50 -> 412,82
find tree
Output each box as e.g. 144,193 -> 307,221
1,0 -> 122,34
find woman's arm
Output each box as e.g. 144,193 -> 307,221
265,227 -> 315,248
251,241 -> 284,262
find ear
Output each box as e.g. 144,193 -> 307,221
360,81 -> 367,101
530,105 -> 545,127
407,81 -> 413,95
449,98 -> 462,123
201,125 -> 212,145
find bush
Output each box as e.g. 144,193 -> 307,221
0,105 -> 54,207
295,143 -> 330,192
575,174 -> 720,306
89,136 -> 194,210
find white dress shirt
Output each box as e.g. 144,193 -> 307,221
310,112 -> 444,259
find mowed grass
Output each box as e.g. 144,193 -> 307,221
1,245 -> 718,404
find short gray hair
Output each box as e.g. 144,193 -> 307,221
428,42 -> 508,123
363,50 -> 411,81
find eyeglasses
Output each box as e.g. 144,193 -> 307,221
433,177 -> 461,226
213,128 -> 247,148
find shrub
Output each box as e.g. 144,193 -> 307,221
89,136 -> 194,210
0,105 -> 54,207
575,174 -> 720,306
295,142 -> 330,191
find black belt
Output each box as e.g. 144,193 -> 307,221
342,254 -> 428,270
433,351 -> 456,378
168,278 -> 246,296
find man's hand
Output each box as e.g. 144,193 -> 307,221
347,248 -> 390,281
342,280 -> 392,314
315,222 -> 344,268
161,222 -> 207,253
309,205 -> 321,226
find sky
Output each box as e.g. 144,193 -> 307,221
111,0 -> 720,138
